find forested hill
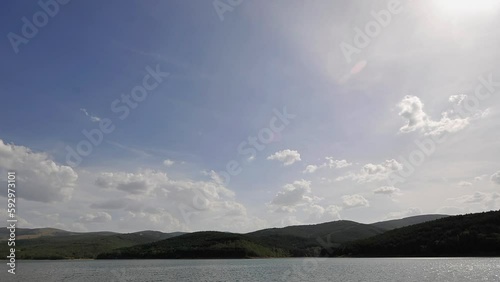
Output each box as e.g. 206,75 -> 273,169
5,212 -> 499,260
97,215 -> 450,259
334,210 -> 500,257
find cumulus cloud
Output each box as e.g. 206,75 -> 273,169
269,180 -> 343,223
341,194 -> 369,209
457,192 -> 500,203
78,211 -> 112,223
0,139 -> 78,202
336,159 -> 402,183
304,204 -> 342,222
303,157 -> 352,173
458,181 -> 473,187
449,94 -> 467,105
449,192 -> 500,210
474,174 -> 489,182
270,180 -> 315,212
267,149 -> 301,166
95,170 -> 166,195
397,95 -> 470,136
124,208 -> 182,228
303,165 -> 319,174
95,169 -> 236,204
163,159 -> 175,167
326,157 -> 352,169
93,169 -> 252,231
373,186 -> 401,195
491,171 -> 500,185
80,108 -> 101,122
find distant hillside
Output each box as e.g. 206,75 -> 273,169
0,227 -> 115,241
97,232 -> 289,259
370,214 -> 449,230
100,216 -> 448,259
249,220 -> 385,241
335,210 -> 500,257
0,230 -> 185,259
248,220 -> 387,256
0,213 -> 458,259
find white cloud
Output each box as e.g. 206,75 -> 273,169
269,180 -> 343,223
303,204 -> 342,222
326,157 -> 352,169
458,181 -> 473,187
491,171 -> 500,185
385,208 -> 422,220
123,208 -> 183,230
303,157 -> 352,174
449,192 -> 500,210
449,94 -> 467,105
475,174 -> 489,181
163,159 -> 175,167
336,159 -> 402,183
0,139 -> 78,202
303,165 -> 319,174
270,180 -> 315,212
341,194 -> 369,209
95,170 -> 165,195
80,108 -> 101,122
79,211 -> 112,223
92,168 -> 255,231
267,149 -> 301,166
398,95 -> 470,136
373,186 -> 401,195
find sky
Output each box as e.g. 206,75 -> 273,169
0,0 -> 499,233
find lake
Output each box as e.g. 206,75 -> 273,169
6,258 -> 500,281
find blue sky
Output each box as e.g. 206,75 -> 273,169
1,0 -> 500,233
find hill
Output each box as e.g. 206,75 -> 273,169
0,213 -> 458,259
97,231 -> 289,259
247,220 -> 387,256
99,216 -> 446,259
0,227 -> 115,241
0,230 -> 185,259
335,210 -> 500,257
370,214 -> 448,230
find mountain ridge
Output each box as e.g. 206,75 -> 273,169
0,214 -> 463,259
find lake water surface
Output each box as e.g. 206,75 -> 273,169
6,258 -> 500,281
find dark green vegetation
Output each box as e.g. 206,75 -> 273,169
97,214 -> 448,259
6,212 -> 500,259
0,229 -> 185,259
335,211 -> 500,257
97,232 -> 289,259
248,220 -> 387,257
371,214 -> 449,230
